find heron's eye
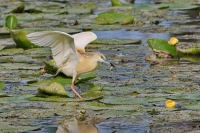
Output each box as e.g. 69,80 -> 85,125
101,56 -> 106,61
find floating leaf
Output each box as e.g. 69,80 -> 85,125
38,82 -> 69,97
178,48 -> 200,56
58,2 -> 94,15
111,0 -> 125,6
111,0 -> 132,6
10,30 -> 40,49
147,38 -> 178,58
147,38 -> 200,58
0,82 -> 5,90
11,3 -> 25,13
155,2 -> 199,10
0,48 -> 24,56
94,11 -> 134,25
5,15 -> 18,29
28,85 -> 103,102
0,46 -> 6,51
24,8 -> 43,13
91,38 -> 141,45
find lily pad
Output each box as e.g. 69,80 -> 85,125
147,38 -> 200,58
94,11 -> 134,25
28,85 -> 103,102
0,82 -> 5,90
167,93 -> 200,100
91,38 -> 141,45
0,48 -> 24,56
155,2 -> 200,10
38,82 -> 69,97
10,30 -> 40,49
58,2 -> 95,15
11,3 -> 25,13
147,38 -> 178,58
5,15 -> 18,29
111,0 -> 132,6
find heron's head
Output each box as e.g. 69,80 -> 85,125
94,52 -> 115,68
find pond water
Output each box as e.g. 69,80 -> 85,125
1,0 -> 200,133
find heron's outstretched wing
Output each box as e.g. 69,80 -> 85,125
72,32 -> 97,53
27,31 -> 79,67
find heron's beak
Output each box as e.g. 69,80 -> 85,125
103,59 -> 116,70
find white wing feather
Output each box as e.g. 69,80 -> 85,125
27,31 -> 79,68
72,32 -> 97,53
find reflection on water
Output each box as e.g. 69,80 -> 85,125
93,30 -> 172,44
97,121 -> 150,133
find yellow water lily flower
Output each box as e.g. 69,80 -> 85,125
165,99 -> 176,108
168,37 -> 179,45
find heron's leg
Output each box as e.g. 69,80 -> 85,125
71,72 -> 82,99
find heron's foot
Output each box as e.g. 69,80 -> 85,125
71,84 -> 83,99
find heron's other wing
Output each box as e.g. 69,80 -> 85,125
72,32 -> 97,53
27,31 -> 79,67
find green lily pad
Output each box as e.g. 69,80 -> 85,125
185,102 -> 200,110
94,11 -> 134,25
28,85 -> 103,102
10,30 -> 40,49
58,2 -> 95,15
0,82 -> 5,90
178,48 -> 200,56
0,63 -> 43,70
100,96 -> 146,105
147,38 -> 178,58
167,93 -> 200,100
0,123 -> 39,133
5,15 -> 18,30
24,8 -> 43,13
147,38 -> 200,58
38,82 -> 69,97
91,38 -> 141,45
0,48 -> 24,56
11,3 -> 25,13
155,2 -> 199,10
111,0 -> 132,6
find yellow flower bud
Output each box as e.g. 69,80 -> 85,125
168,37 -> 179,45
165,99 -> 176,108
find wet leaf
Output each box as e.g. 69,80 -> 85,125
178,48 -> 200,56
111,0 -> 126,6
10,30 -> 40,49
155,2 -> 199,10
11,3 -> 25,13
148,38 -> 200,58
24,8 -> 43,13
147,38 -> 178,58
91,38 -> 141,45
28,85 -> 103,102
0,46 -> 6,51
0,123 -> 39,133
100,96 -> 146,105
0,82 -> 5,90
59,2 -> 94,15
5,15 -> 18,29
38,82 -> 69,97
0,48 -> 24,56
94,11 -> 134,25
167,93 -> 200,100
111,0 -> 132,6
